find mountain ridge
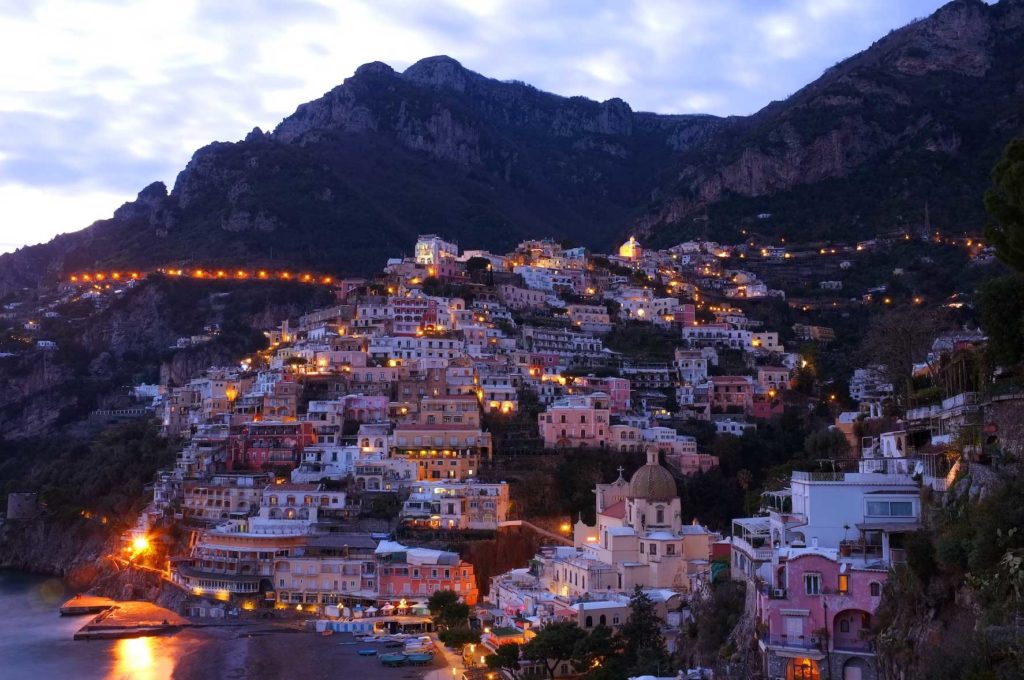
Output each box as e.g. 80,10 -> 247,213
1,0 -> 1022,294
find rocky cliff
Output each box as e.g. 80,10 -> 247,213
0,0 -> 1022,293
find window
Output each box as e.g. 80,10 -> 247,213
656,506 -> 664,524
839,619 -> 850,633
866,500 -> 914,517
649,543 -> 657,556
870,581 -> 882,597
804,573 -> 821,595
838,574 -> 849,594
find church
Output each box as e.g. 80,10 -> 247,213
558,447 -> 719,596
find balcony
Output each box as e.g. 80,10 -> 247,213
761,634 -> 822,652
731,534 -> 775,562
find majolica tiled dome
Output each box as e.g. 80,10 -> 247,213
627,448 -> 677,502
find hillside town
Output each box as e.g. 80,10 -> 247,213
12,230 -> 1005,680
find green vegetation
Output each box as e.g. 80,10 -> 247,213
485,642 -> 522,676
985,137 -> 1024,272
428,589 -> 471,630
603,322 -> 677,362
678,579 -> 749,670
0,420 -> 177,525
875,476 -> 1024,678
522,620 -> 587,679
977,275 -> 1024,366
518,586 -> 672,679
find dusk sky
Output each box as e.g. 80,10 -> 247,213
0,0 -> 951,255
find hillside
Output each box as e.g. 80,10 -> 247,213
1,0 -> 1022,294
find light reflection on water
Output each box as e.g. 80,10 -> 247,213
0,570 -> 200,680
109,635 -> 184,680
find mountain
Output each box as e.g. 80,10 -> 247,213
1,0 -> 1022,293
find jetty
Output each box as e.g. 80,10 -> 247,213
60,595 -> 116,616
72,600 -> 186,640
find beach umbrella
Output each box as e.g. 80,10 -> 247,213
365,606 -> 379,614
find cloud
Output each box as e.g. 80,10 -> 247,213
0,0 -> 947,254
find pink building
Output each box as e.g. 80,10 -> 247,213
710,375 -> 755,415
756,550 -> 885,680
340,394 -> 389,422
575,376 -> 631,413
538,393 -> 611,449
752,392 -> 786,420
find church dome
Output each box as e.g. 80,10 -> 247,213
627,448 -> 677,502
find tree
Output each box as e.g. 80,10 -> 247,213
985,137 -> 1024,273
428,590 -> 470,629
859,307 -> 950,403
619,586 -> 671,676
572,625 -> 625,678
486,642 -> 521,678
803,428 -> 851,461
522,620 -> 587,678
438,626 -> 480,649
977,275 -> 1024,366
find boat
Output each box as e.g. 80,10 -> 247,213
321,629 -> 334,637
406,652 -> 432,666
379,653 -> 407,667
357,648 -> 378,656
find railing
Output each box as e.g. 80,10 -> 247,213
761,635 -> 821,651
731,535 -> 775,562
839,540 -> 883,558
791,471 -> 845,482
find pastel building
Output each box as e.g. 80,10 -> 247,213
401,480 -> 511,530
730,470 -> 921,680
375,540 -> 479,605
566,448 -> 719,594
538,393 -> 611,449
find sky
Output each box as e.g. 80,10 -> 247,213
0,0 -> 951,255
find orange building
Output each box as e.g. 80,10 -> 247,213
375,540 -> 478,605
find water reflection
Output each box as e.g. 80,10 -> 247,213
110,636 -> 174,680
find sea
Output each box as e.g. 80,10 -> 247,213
0,569 -> 445,679
0,569 -> 207,680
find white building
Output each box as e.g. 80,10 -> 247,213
415,234 -> 458,265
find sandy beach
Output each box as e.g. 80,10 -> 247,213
171,623 -> 447,680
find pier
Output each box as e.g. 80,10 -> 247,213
72,600 -> 187,640
59,595 -> 116,616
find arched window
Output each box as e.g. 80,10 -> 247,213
656,506 -> 665,524
585,615 -> 593,628
599,614 -> 606,626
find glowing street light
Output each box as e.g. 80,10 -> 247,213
132,536 -> 150,553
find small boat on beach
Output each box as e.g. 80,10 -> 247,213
357,648 -> 378,656
406,653 -> 432,666
379,653 -> 407,667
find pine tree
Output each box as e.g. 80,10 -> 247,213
619,585 -> 672,676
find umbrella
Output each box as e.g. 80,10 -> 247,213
381,603 -> 395,609
365,606 -> 379,615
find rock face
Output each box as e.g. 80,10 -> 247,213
1,0 -> 1022,292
